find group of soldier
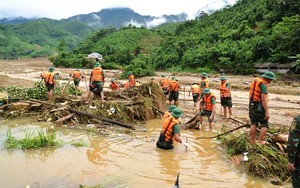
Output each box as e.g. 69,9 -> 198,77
41,60 -> 136,103
157,71 -> 299,187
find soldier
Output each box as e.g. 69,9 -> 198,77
189,83 -> 200,107
218,76 -> 232,118
287,101 -> 300,188
249,71 -> 276,145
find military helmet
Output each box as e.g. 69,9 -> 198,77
201,72 -> 208,78
94,62 -> 101,67
168,105 -> 177,112
171,108 -> 182,118
220,76 -> 227,80
203,88 -> 211,94
49,67 -> 54,72
261,71 -> 276,80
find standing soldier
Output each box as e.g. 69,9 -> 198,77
189,83 -> 200,107
87,62 -> 105,103
124,71 -> 136,90
160,74 -> 171,100
249,71 -> 276,145
72,69 -> 83,91
198,72 -> 210,111
196,88 -> 216,130
168,77 -> 180,107
109,78 -> 120,91
218,76 -> 232,118
43,67 -> 55,101
287,101 -> 300,188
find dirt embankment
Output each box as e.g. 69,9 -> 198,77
0,58 -> 299,128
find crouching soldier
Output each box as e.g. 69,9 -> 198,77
156,108 -> 188,150
287,101 -> 300,188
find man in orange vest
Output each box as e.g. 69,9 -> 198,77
72,69 -> 84,90
87,62 -> 105,103
109,78 -> 120,91
168,77 -> 180,107
197,88 -> 216,130
249,71 -> 276,145
43,67 -> 55,101
156,108 -> 188,150
218,76 -> 232,118
198,72 -> 210,111
124,71 -> 136,90
189,83 -> 200,107
160,74 -> 172,100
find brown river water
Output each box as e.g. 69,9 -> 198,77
0,118 -> 291,188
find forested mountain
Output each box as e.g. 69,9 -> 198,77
67,8 -> 187,29
51,0 -> 300,75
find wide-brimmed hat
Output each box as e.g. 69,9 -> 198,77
220,76 -> 227,80
49,67 -> 54,72
203,88 -> 211,94
201,72 -> 208,77
94,62 -> 101,67
168,105 -> 177,112
161,74 -> 165,78
172,76 -> 176,80
171,108 -> 182,118
261,71 -> 276,80
111,78 -> 115,82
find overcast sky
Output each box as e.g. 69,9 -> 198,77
0,0 -> 238,20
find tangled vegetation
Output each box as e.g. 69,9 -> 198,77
221,132 -> 290,182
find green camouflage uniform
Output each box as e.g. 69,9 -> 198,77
287,114 -> 300,188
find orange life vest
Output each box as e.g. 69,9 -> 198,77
161,116 -> 179,143
129,75 -> 136,86
159,78 -> 166,86
163,111 -> 171,120
220,81 -> 231,97
199,78 -> 209,88
110,81 -> 120,90
191,84 -> 200,94
169,80 -> 179,92
249,77 -> 268,102
91,67 -> 103,82
73,70 -> 81,80
204,93 -> 216,111
44,72 -> 55,84
162,79 -> 171,89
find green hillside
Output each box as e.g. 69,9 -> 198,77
0,19 -> 95,59
52,0 -> 300,74
150,0 -> 300,73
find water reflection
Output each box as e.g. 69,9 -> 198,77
86,134 -> 108,164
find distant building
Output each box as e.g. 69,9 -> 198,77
254,63 -> 296,74
87,53 -> 102,59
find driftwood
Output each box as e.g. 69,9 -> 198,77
184,114 -> 199,129
55,113 -> 76,123
196,124 -> 250,140
29,98 -> 135,130
152,106 -> 164,115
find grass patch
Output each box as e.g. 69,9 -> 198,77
5,128 -> 62,149
70,139 -> 88,147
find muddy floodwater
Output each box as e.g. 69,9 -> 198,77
0,118 -> 291,188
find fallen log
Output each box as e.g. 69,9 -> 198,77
55,113 -> 76,124
29,98 -> 135,130
196,124 -> 250,139
152,106 -> 164,115
184,114 -> 199,129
